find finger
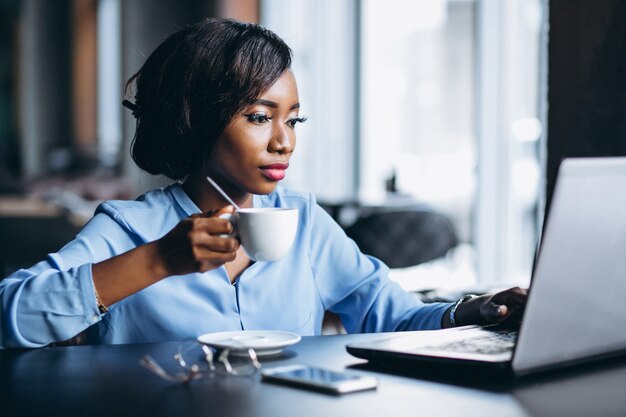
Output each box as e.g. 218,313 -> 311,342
211,205 -> 236,218
493,286 -> 526,300
482,301 -> 508,323
202,248 -> 238,262
206,235 -> 239,253
507,298 -> 527,320
190,205 -> 235,219
506,287 -> 528,302
196,251 -> 238,271
498,302 -> 526,323
188,217 -> 234,235
491,287 -> 528,307
192,234 -> 239,253
191,241 -> 238,260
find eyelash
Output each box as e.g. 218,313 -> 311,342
244,113 -> 308,128
245,113 -> 271,124
287,116 -> 308,128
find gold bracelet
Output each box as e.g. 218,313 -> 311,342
94,289 -> 109,314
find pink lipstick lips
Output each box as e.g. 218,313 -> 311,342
260,163 -> 289,181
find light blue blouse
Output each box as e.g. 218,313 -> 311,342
0,184 -> 450,348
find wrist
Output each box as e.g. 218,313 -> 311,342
449,294 -> 478,327
144,241 -> 170,281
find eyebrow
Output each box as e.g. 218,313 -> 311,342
253,99 -> 300,110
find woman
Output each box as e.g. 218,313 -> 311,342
0,18 -> 526,348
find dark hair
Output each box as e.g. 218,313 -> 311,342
125,18 -> 292,180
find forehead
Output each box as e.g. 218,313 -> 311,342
257,71 -> 299,103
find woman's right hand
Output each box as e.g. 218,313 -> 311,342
154,206 -> 239,276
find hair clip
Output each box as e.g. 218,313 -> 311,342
122,99 -> 141,119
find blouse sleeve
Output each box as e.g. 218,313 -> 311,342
0,210 -> 138,348
306,195 -> 452,333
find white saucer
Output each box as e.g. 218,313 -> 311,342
197,330 -> 301,356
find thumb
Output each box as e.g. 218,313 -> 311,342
485,302 -> 508,323
208,205 -> 236,218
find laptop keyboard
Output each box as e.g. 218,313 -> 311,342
419,330 -> 518,355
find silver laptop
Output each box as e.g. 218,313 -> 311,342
347,157 -> 626,377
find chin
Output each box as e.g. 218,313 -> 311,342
251,181 -> 279,195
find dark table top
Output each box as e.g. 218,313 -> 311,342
2,332 -> 626,417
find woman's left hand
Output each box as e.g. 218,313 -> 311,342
443,287 -> 528,328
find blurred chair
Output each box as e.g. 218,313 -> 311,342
0,197 -> 82,276
344,209 -> 459,268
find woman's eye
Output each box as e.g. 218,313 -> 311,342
287,116 -> 308,128
244,113 -> 271,124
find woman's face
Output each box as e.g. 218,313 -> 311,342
208,71 -> 304,197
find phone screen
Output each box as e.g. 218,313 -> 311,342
261,365 -> 378,394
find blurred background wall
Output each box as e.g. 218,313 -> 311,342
0,0 -> 261,273
9,0 -> 258,190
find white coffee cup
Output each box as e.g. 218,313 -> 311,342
228,208 -> 298,262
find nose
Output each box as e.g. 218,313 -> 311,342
268,123 -> 295,154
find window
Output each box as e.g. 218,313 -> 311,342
263,0 -> 546,290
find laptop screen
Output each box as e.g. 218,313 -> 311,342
512,157 -> 626,375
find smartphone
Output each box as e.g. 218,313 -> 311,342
261,364 -> 378,395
